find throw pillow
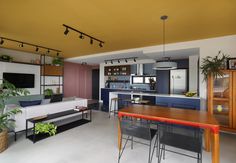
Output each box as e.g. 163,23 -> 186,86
19,100 -> 42,107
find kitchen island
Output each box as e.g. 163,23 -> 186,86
107,90 -> 201,112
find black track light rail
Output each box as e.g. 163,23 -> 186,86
104,57 -> 137,64
0,36 -> 61,53
62,24 -> 105,44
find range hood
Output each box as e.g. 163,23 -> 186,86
136,64 -> 143,75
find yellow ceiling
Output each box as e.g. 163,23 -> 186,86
0,0 -> 236,58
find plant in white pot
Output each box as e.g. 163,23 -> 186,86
0,80 -> 29,152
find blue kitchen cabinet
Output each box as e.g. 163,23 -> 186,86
156,96 -> 200,110
101,88 -> 110,112
142,96 -> 156,105
118,94 -> 131,109
143,63 -> 156,75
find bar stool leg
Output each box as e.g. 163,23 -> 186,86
109,99 -> 112,118
114,99 -> 116,117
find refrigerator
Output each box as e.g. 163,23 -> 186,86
170,69 -> 187,94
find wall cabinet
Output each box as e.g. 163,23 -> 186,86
104,65 -> 130,76
208,70 -> 236,132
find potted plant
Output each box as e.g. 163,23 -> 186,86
52,57 -> 63,66
149,77 -> 156,90
0,80 -> 29,152
0,55 -> 13,62
44,88 -> 53,99
200,51 -> 229,80
34,122 -> 57,136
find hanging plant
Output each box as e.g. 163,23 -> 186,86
200,51 -> 229,81
52,57 -> 63,66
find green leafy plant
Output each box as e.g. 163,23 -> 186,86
0,55 -> 13,62
0,80 -> 30,132
44,88 -> 53,96
34,122 -> 57,136
200,51 -> 229,81
52,57 -> 63,66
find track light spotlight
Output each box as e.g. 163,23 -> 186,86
79,33 -> 84,39
99,42 -> 103,47
64,27 -> 69,35
35,46 -> 39,52
105,61 -> 107,64
111,60 -> 113,64
125,59 -> 128,63
134,58 -> 136,62
90,38 -> 93,45
19,43 -> 24,47
0,38 -> 4,45
57,52 -> 59,56
118,59 -> 120,63
47,49 -> 50,53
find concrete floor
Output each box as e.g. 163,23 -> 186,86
0,111 -> 236,163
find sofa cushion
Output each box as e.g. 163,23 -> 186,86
5,94 -> 44,105
19,100 -> 42,107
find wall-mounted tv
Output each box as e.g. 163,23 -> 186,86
3,72 -> 35,88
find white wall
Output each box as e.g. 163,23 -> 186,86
189,55 -> 199,92
0,62 -> 41,94
0,48 -> 44,95
97,35 -> 236,109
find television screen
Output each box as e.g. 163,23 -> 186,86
3,72 -> 35,88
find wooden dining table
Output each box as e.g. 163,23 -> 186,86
118,105 -> 220,163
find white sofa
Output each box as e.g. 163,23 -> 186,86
13,98 -> 87,133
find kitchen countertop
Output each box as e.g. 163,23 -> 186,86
110,91 -> 200,99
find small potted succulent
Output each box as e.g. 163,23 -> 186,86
0,80 -> 29,152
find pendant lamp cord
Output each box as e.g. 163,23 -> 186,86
163,17 -> 166,59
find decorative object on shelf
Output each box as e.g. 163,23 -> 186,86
227,58 -> 236,70
44,88 -> 53,97
105,65 -> 131,76
0,80 -> 29,153
0,55 -> 13,62
216,105 -> 223,112
153,15 -> 177,70
184,91 -> 197,97
0,36 -> 61,56
34,122 -> 57,136
149,77 -> 156,90
52,56 -> 63,66
200,51 -> 229,80
63,24 -> 105,47
104,57 -> 137,64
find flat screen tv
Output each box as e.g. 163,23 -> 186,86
3,72 -> 35,88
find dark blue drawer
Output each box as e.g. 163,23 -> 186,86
156,96 -> 200,110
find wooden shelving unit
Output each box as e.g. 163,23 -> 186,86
40,55 -> 64,95
104,65 -> 131,76
208,70 -> 236,132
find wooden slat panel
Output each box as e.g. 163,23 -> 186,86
233,72 -> 236,129
41,65 -> 63,76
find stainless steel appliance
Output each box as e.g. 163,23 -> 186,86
170,69 -> 187,94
